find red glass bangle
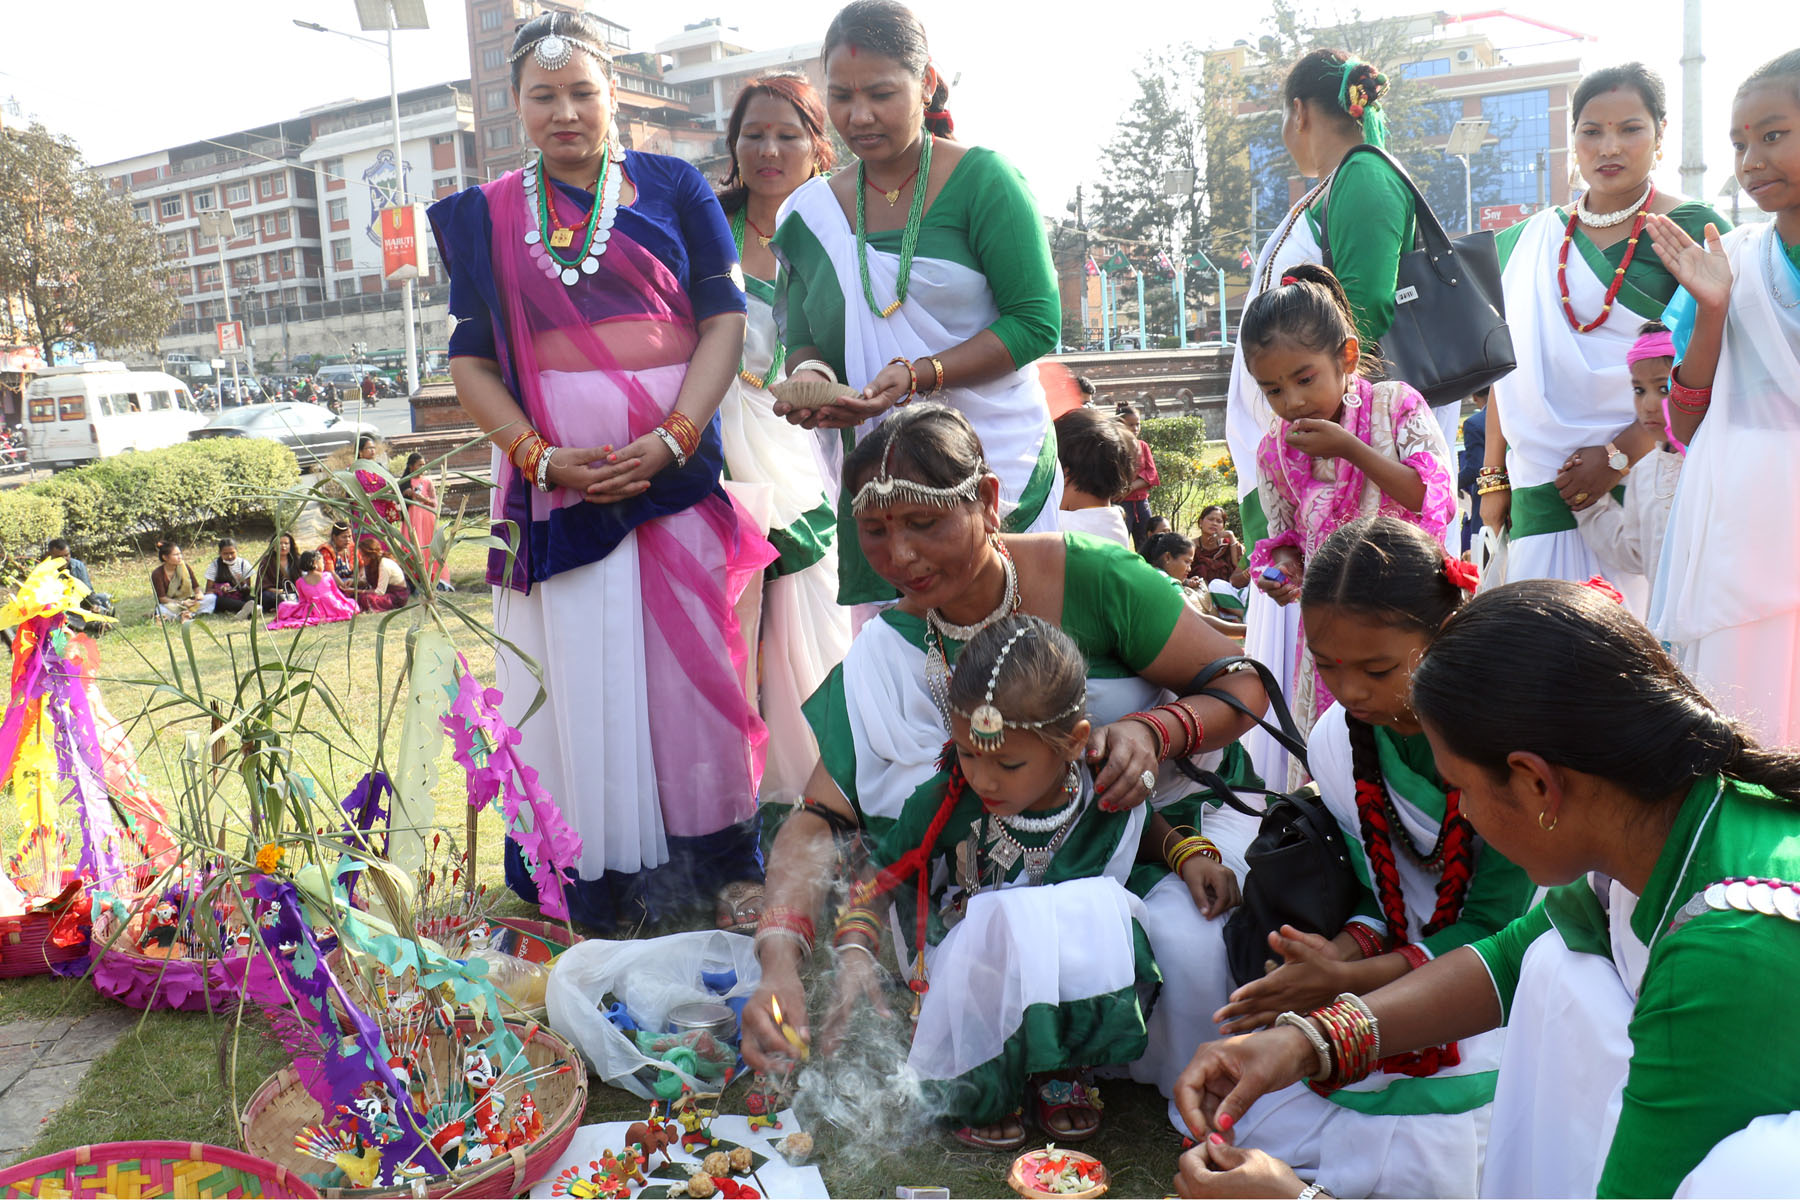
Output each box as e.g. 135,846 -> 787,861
1668,375 -> 1712,414
1396,943 -> 1430,971
1344,922 -> 1385,960
1127,711 -> 1173,760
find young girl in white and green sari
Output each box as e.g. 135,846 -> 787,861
769,0 -> 1062,606
825,614 -> 1237,1151
1196,517 -> 1533,1198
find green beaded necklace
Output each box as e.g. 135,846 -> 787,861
730,206 -> 787,390
856,131 -> 932,319
534,146 -> 610,271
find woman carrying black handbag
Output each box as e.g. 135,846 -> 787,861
1225,49 -> 1432,790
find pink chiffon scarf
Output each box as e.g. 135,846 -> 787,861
484,169 -> 773,826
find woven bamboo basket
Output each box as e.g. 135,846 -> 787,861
0,908 -> 85,980
0,874 -> 87,980
88,904 -> 249,1013
0,1140 -> 318,1198
239,1019 -> 585,1198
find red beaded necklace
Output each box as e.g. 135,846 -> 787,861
1556,184 -> 1656,333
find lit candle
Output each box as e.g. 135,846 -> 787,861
769,996 -> 809,1062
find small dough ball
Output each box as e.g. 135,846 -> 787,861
779,1132 -> 813,1163
729,1146 -> 753,1174
685,1173 -> 717,1199
701,1152 -> 731,1178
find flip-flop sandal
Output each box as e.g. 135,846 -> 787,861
950,1108 -> 1028,1151
1031,1076 -> 1104,1143
714,879 -> 765,934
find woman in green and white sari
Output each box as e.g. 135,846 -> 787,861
714,75 -> 853,811
1483,64 -> 1728,612
771,0 -> 1062,606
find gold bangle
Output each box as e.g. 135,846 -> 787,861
928,355 -> 946,392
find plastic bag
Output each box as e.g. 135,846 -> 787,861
546,929 -> 761,1099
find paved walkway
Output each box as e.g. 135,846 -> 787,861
0,1009 -> 135,1167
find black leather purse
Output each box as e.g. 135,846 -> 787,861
1317,143 -> 1516,407
1174,657 -> 1360,988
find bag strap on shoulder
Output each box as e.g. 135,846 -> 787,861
1316,143 -> 1465,285
1169,655 -> 1311,817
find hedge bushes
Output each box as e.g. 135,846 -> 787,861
21,438 -> 301,560
1137,416 -> 1240,537
0,489 -> 68,571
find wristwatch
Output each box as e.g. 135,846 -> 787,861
1605,441 -> 1630,474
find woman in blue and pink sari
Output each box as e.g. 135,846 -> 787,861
429,10 -> 771,931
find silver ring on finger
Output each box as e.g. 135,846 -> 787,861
1139,768 -> 1157,791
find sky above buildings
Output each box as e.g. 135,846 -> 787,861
2,0 -> 1776,218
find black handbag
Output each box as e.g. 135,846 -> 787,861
1317,143 -> 1515,407
1172,657 -> 1361,988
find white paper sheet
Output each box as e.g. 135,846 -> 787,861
529,1111 -> 830,1199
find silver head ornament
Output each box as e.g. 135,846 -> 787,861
851,436 -> 984,517
951,623 -> 1085,753
508,16 -> 609,73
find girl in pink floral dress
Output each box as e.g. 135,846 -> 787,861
267,551 -> 360,630
1241,264 -> 1455,760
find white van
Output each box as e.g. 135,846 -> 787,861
24,362 -> 207,469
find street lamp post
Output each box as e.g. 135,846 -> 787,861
196,210 -> 242,404
1446,117 -> 1492,235
1162,168 -> 1195,349
294,1 -> 429,397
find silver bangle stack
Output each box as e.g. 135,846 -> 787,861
651,426 -> 689,469
1275,1010 -> 1332,1080
535,444 -> 558,492
752,926 -> 811,963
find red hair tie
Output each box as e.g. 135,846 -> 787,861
1442,557 -> 1479,593
1581,575 -> 1626,605
1280,274 -> 1301,286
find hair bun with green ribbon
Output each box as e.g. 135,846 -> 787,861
1338,58 -> 1390,148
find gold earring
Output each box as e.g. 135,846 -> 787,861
1538,809 -> 1558,832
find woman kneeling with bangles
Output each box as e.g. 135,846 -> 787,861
1172,579 -> 1800,1199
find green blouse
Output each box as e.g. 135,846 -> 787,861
1303,148 -> 1417,346
803,533 -> 1188,817
1340,728 -> 1534,958
775,146 -> 1061,377
1496,199 -> 1732,321
1471,775 -> 1800,1197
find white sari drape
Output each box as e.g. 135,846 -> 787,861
776,180 -> 1061,529
1496,209 -> 1649,610
1227,196 -> 1324,787
718,286 -> 852,802
1653,223 -> 1800,746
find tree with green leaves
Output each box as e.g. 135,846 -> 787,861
0,121 -> 179,363
1089,43 -> 1212,341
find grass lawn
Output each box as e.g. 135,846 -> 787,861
1,539 -> 1191,1196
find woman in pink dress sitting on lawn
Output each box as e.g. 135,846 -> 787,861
267,551 -> 359,630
